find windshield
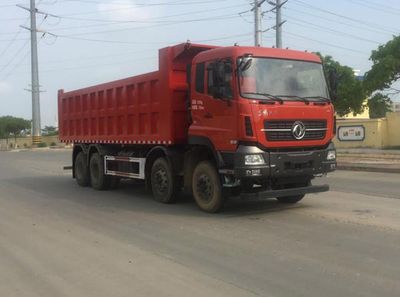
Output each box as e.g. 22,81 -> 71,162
238,57 -> 330,100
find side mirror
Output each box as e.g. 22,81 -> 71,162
328,68 -> 338,101
238,57 -> 252,74
237,54 -> 253,74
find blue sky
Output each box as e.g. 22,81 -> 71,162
0,0 -> 399,127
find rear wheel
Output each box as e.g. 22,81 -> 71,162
192,161 -> 226,213
89,153 -> 111,190
75,152 -> 90,187
151,157 -> 178,203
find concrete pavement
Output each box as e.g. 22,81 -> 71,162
0,150 -> 399,297
337,148 -> 400,173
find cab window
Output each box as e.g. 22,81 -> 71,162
195,62 -> 205,93
207,59 -> 233,99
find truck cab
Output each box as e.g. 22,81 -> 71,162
187,45 -> 336,207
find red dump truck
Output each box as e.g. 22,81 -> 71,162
58,43 -> 337,212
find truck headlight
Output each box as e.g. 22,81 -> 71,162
244,154 -> 265,165
327,150 -> 336,161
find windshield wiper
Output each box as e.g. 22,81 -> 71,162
242,92 -> 284,104
305,96 -> 331,102
276,95 -> 310,105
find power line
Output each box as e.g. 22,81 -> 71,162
0,40 -> 30,76
58,0 -> 229,6
0,0 -> 233,21
0,31 -> 253,69
45,13 -> 247,39
6,34 -> 257,77
0,26 -> 26,58
32,55 -> 157,75
348,0 -> 400,16
0,3 -> 248,34
288,17 -> 381,45
0,3 -> 19,8
284,6 -> 395,37
291,0 -> 398,34
52,0 -> 231,17
0,47 -> 31,81
282,31 -> 369,55
0,8 -> 252,41
0,11 -> 250,43
362,0 -> 400,13
0,11 -> 42,76
0,48 -> 153,68
48,30 -> 253,46
55,10 -> 245,24
0,13 -> 249,42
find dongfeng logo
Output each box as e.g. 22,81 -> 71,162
292,121 -> 306,140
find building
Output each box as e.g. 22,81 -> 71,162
391,101 -> 400,112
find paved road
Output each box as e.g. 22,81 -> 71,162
316,170 -> 400,200
0,150 -> 399,297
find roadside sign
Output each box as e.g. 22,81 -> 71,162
337,125 -> 365,141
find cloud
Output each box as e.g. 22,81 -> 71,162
0,81 -> 12,94
97,0 -> 157,21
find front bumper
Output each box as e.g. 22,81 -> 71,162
240,184 -> 329,199
230,142 -> 336,179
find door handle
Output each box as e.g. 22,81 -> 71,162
204,112 -> 213,118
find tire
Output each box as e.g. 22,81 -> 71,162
276,194 -> 305,204
74,152 -> 90,187
151,157 -> 178,203
192,161 -> 226,213
89,153 -> 111,190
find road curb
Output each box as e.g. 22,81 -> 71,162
337,164 -> 400,174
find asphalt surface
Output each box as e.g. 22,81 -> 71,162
0,149 -> 399,297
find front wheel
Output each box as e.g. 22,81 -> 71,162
192,161 -> 226,213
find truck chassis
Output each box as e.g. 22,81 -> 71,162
72,142 -> 334,212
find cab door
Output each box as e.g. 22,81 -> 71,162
189,58 -> 238,152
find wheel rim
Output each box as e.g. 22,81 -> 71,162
196,173 -> 214,203
154,166 -> 169,195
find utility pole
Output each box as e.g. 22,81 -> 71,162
276,0 -> 282,48
268,0 -> 287,48
29,0 -> 41,145
18,1 -> 42,144
253,0 -> 265,47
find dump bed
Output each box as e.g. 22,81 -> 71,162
58,43 -> 215,145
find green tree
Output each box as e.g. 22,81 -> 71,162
42,125 -> 58,136
364,35 -> 400,95
0,119 -> 6,139
318,54 -> 366,116
367,93 -> 392,119
0,116 -> 31,148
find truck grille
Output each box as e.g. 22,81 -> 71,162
264,120 -> 327,141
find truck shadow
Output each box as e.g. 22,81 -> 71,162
4,175 -> 309,217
